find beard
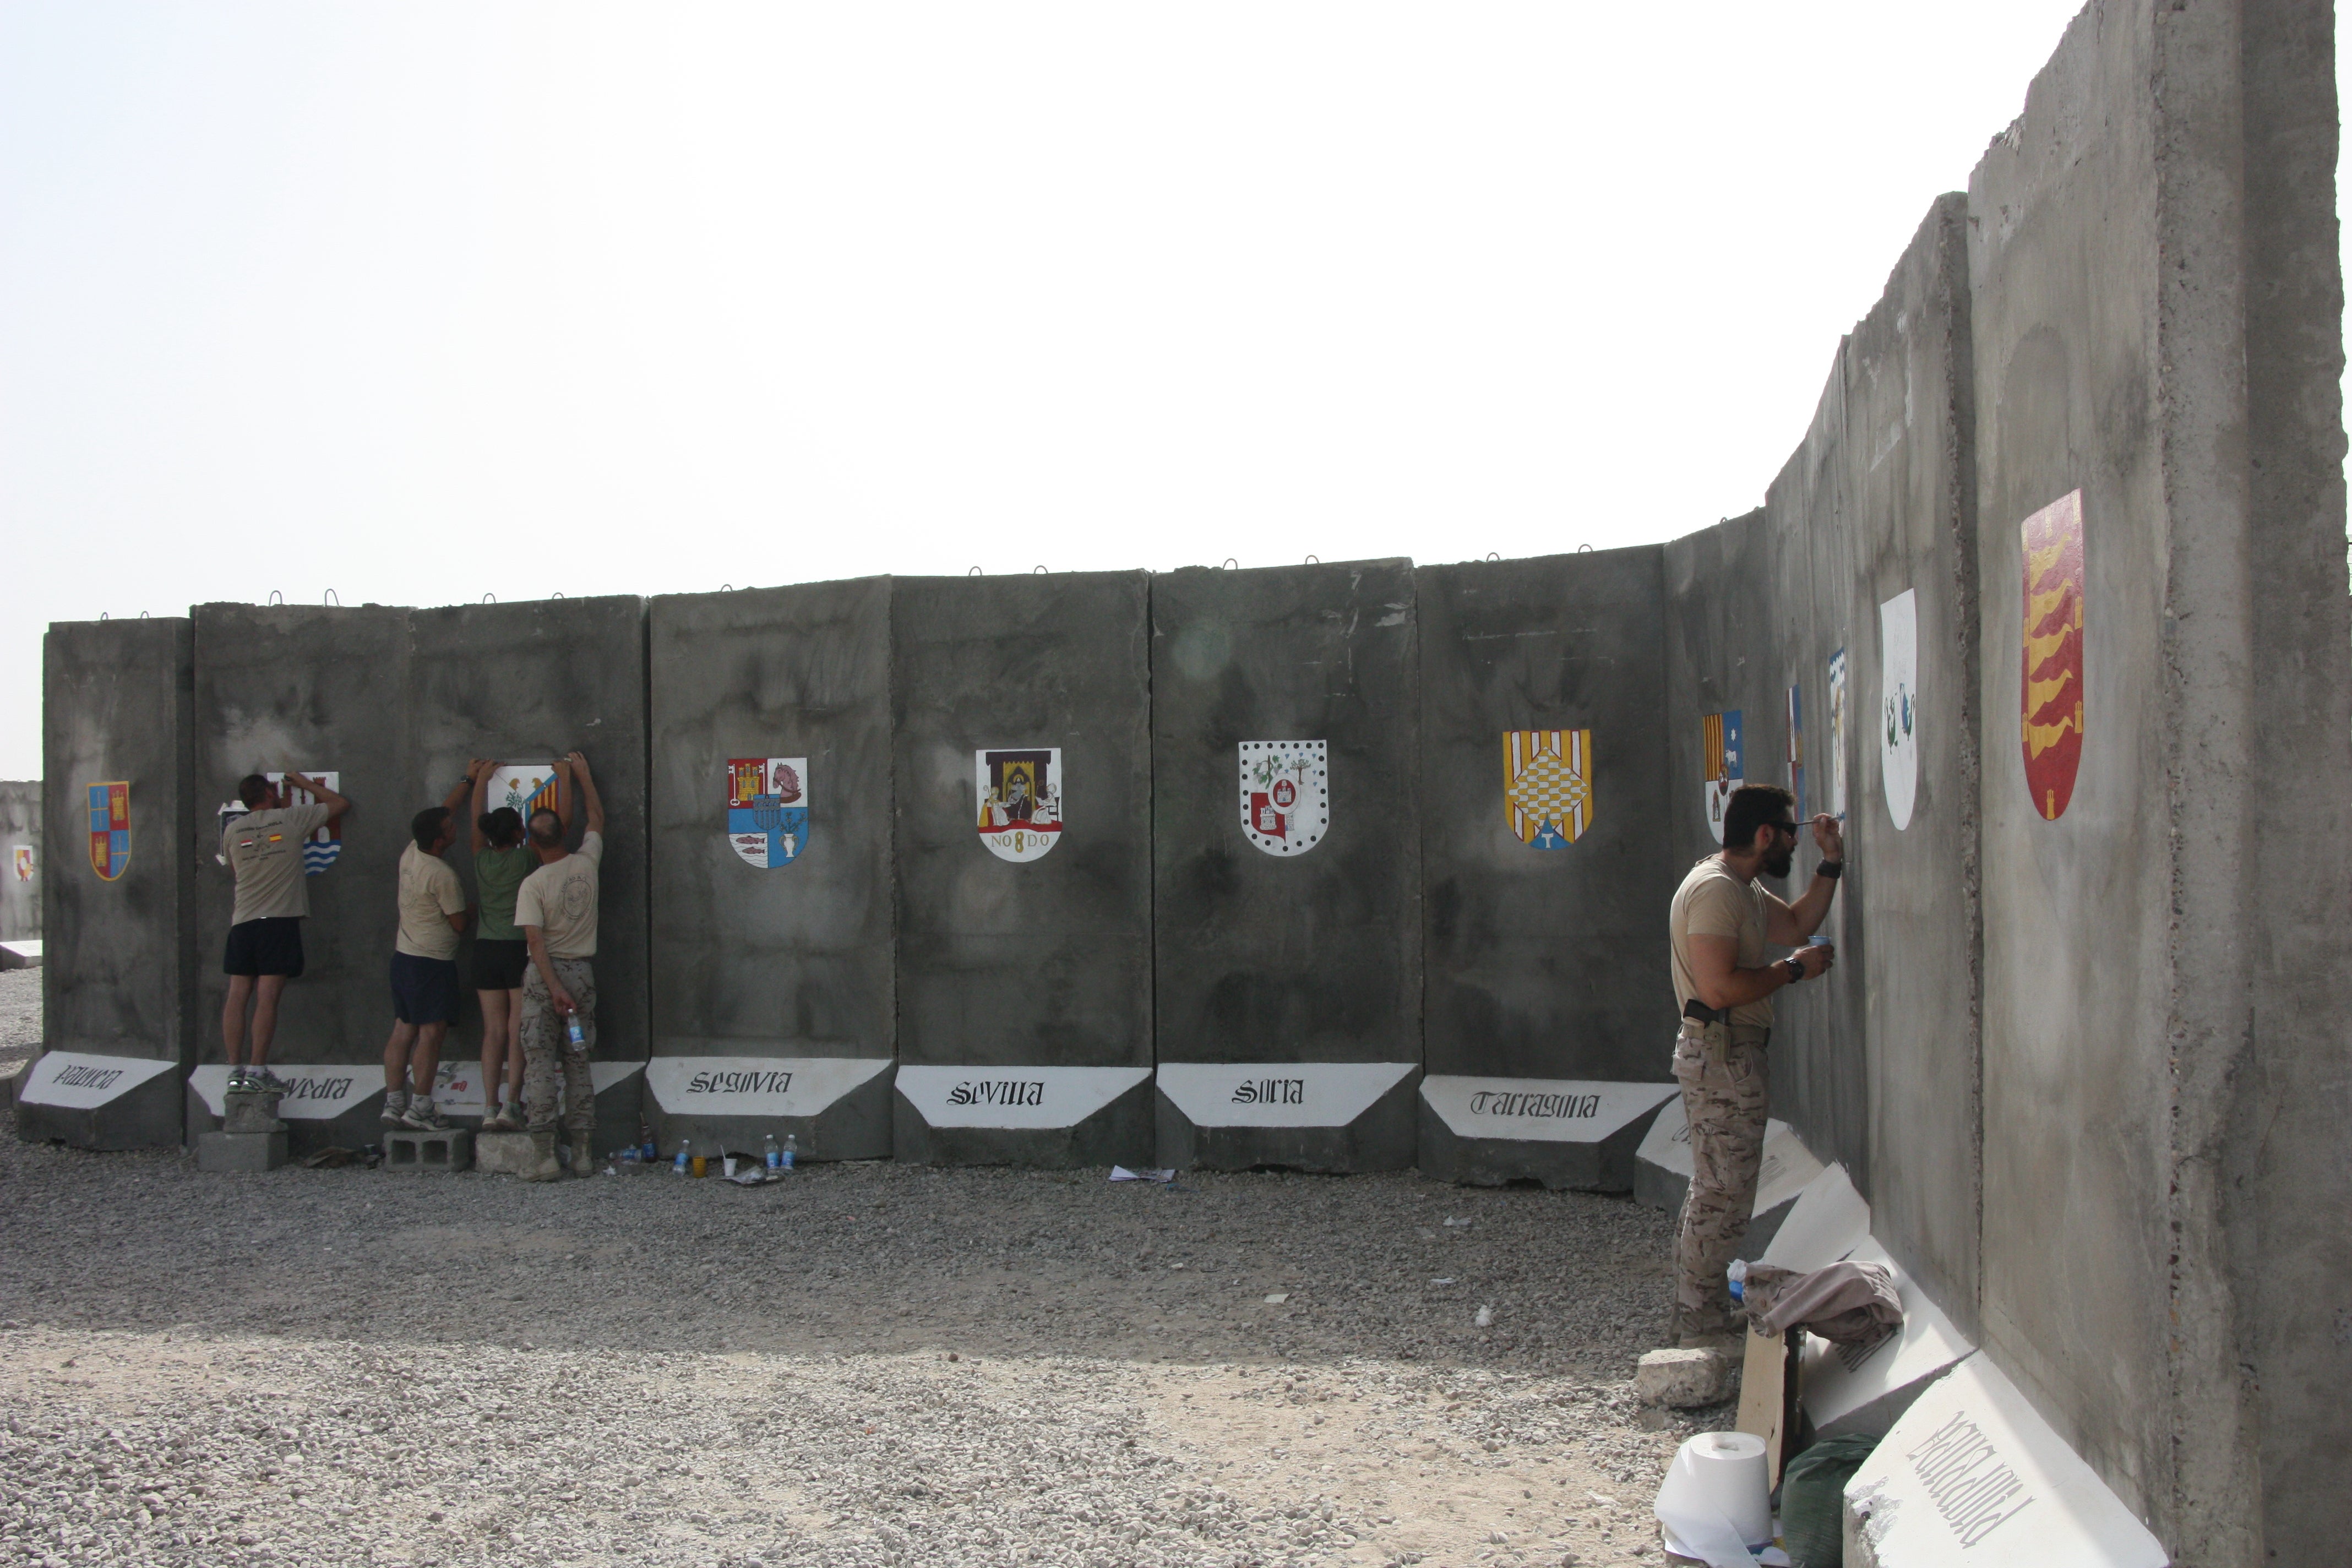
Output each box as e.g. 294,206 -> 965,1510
1763,845 -> 1795,879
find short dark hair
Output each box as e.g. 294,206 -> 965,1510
411,805 -> 453,851
478,806 -> 524,849
237,774 -> 273,808
527,807 -> 565,849
1723,784 -> 1796,852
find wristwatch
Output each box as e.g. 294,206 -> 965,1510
1781,957 -> 1806,985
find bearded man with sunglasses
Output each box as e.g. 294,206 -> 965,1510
1665,783 -> 1843,1347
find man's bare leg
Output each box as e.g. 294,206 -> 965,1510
247,975 -> 289,1069
221,976 -> 255,1069
410,1021 -> 448,1100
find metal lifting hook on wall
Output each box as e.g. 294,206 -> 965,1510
324,589 -> 340,606
482,592 -> 497,604
967,566 -> 982,576
720,584 -> 734,592
1305,554 -> 1319,564
268,590 -> 284,606
1578,543 -> 1593,553
1487,552 -> 1500,562
1033,565 -> 1047,575
1221,558 -> 1238,570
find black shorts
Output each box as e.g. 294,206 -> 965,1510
224,917 -> 304,979
470,939 -> 529,992
389,952 -> 462,1026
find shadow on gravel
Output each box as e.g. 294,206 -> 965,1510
0,1133 -> 1675,1373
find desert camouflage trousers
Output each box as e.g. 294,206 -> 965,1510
519,957 -> 597,1137
1670,1021 -> 1771,1339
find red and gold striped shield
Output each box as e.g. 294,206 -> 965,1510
2021,491 -> 2085,820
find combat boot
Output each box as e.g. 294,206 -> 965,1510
521,1130 -> 563,1183
569,1132 -> 598,1178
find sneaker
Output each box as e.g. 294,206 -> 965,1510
225,1068 -> 253,1093
379,1099 -> 409,1129
401,1098 -> 451,1131
247,1068 -> 293,1096
481,1106 -> 521,1133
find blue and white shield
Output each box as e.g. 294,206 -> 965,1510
728,756 -> 808,869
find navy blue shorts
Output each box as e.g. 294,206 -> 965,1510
389,952 -> 462,1026
224,917 -> 304,978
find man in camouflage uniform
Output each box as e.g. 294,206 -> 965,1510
1666,783 -> 1843,1346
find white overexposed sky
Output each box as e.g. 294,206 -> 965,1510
0,2 -> 2309,781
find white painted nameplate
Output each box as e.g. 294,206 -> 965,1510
1420,1075 -> 1675,1144
428,1058 -> 642,1117
18,1051 -> 177,1110
646,1055 -> 891,1118
1155,1061 -> 1417,1128
188,1064 -> 372,1120
895,1064 -> 1151,1129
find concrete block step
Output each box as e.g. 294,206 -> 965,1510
382,1128 -> 473,1173
472,1131 -> 545,1177
197,1129 -> 288,1173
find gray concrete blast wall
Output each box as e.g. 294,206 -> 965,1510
407,596 -> 650,1153
190,604 -> 411,1152
1959,1 -> 2350,1556
1151,561 -> 1420,1173
647,579 -> 894,1161
0,781 -> 37,943
28,619 -> 194,1149
891,573 -> 1153,1168
1415,550 -> 1676,1190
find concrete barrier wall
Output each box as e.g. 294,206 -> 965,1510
1415,549 -> 1676,1190
28,618 -> 194,1149
1151,561 -> 1421,1173
647,578 -> 894,1161
408,596 -> 650,1153
0,780 -> 37,943
891,572 -> 1154,1168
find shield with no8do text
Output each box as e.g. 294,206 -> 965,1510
1503,730 -> 1592,849
727,757 -> 808,868
1239,740 -> 1328,856
2020,491 -> 2085,821
976,749 -> 1062,862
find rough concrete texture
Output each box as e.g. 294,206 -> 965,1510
27,618 -> 194,1151
0,780 -> 36,942
1416,549 -> 1675,1189
646,578 -> 894,1162
1634,1348 -> 1736,1409
891,573 -> 1153,1168
190,603 -> 409,1156
1961,2 -> 2351,1556
408,595 -> 651,1157
380,1127 -> 472,1172
1151,561 -> 1421,1173
195,1128 -> 287,1172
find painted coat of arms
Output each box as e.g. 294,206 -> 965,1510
1827,649 -> 1849,820
1702,712 -> 1743,843
485,763 -> 560,827
1880,590 -> 1919,831
269,771 -> 342,873
727,756 -> 808,868
2020,490 -> 2085,821
976,749 -> 1062,862
1239,740 -> 1328,856
86,782 -> 129,881
1502,730 -> 1592,849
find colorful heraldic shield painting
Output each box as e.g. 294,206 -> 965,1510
727,756 -> 808,868
485,764 -> 560,832
1827,649 -> 1849,820
86,782 -> 129,881
1786,686 -> 1806,819
1880,590 -> 1919,831
13,845 -> 34,884
267,772 -> 342,873
1701,712 -> 1743,844
1502,730 -> 1592,849
976,749 -> 1062,862
2020,491 -> 2085,821
1239,740 -> 1329,856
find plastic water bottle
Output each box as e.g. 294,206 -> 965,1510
672,1137 -> 690,1175
565,1015 -> 585,1050
764,1133 -> 781,1172
1727,1257 -> 1750,1304
782,1134 -> 797,1171
640,1131 -> 657,1163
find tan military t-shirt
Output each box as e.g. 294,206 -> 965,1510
514,831 -> 603,960
220,803 -> 333,925
395,842 -> 466,961
1669,854 -> 1773,1029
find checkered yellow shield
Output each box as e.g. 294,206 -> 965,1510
1504,730 -> 1592,848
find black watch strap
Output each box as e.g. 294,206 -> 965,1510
1782,957 -> 1805,985
1817,859 -> 1844,879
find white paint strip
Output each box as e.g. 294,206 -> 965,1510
1155,1061 -> 1417,1128
1846,1355 -> 2167,1566
1635,1098 -> 1826,1217
1798,1237 -> 1975,1435
1419,1075 -> 1675,1144
187,1064 -> 373,1120
1759,1162 -> 1873,1271
895,1064 -> 1151,1130
18,1051 -> 177,1110
646,1055 -> 891,1118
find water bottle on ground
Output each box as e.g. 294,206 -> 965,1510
782,1134 -> 797,1172
673,1136 -> 690,1175
764,1132 -> 781,1172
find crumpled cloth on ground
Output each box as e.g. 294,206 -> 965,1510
1740,1260 -> 1902,1343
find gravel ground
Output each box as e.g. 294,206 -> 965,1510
0,1021 -> 1723,1566
0,970 -> 36,1072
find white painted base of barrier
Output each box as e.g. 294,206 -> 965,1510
1157,1061 -> 1417,1128
1419,1075 -> 1675,1144
645,1055 -> 891,1119
17,1050 -> 175,1110
895,1065 -> 1152,1130
1845,1355 -> 2167,1566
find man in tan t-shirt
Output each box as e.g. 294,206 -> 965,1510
513,752 -> 606,1181
380,770 -> 482,1133
1665,782 -> 1843,1346
219,769 -> 350,1095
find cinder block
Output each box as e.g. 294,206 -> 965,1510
472,1131 -> 541,1177
197,1129 -> 288,1173
381,1128 -> 473,1173
221,1090 -> 285,1135
1636,1347 -> 1739,1408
